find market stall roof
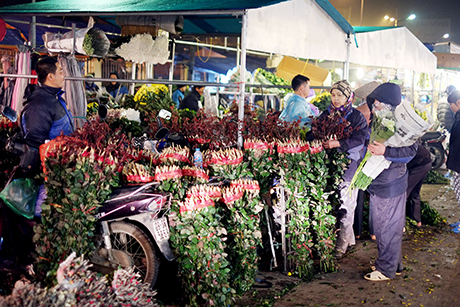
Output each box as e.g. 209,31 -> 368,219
350,26 -> 437,74
246,0 -> 353,63
0,0 -> 288,15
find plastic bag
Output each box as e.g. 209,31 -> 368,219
0,178 -> 39,219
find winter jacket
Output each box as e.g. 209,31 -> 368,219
446,111 -> 460,173
312,106 -> 368,182
21,84 -> 74,147
367,142 -> 418,198
172,89 -> 185,108
179,88 -> 201,112
279,93 -> 314,127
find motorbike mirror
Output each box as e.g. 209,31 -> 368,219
0,105 -> 17,122
158,109 -> 171,120
154,127 -> 169,140
98,104 -> 108,121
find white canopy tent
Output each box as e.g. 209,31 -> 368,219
246,0 -> 349,63
350,27 -> 437,74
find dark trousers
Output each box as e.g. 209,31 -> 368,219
353,189 -> 373,237
406,163 -> 431,222
371,193 -> 406,279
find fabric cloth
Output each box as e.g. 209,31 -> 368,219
446,111 -> 460,173
0,66 -> 16,107
371,192 -> 406,279
172,89 -> 185,108
179,88 -> 201,112
367,82 -> 401,107
21,84 -> 75,147
335,181 -> 359,253
279,93 -> 314,127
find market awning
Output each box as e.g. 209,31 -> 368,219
350,26 -> 437,74
0,0 -> 288,15
246,0 -> 353,63
275,56 -> 329,86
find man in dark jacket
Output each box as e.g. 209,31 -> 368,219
179,85 -> 205,112
20,56 -> 74,174
406,144 -> 432,227
364,83 -> 417,282
446,90 -> 460,233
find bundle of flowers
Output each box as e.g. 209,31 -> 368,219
187,135 -> 211,145
154,165 -> 182,181
122,161 -> 154,183
170,197 -> 235,306
159,145 -> 190,165
186,184 -> 221,199
350,100 -> 433,192
116,33 -> 169,65
0,252 -> 159,307
311,110 -> 353,141
309,140 -> 324,154
244,137 -> 274,158
310,91 -> 331,112
277,138 -> 309,154
82,27 -> 110,57
220,186 -> 263,294
182,166 -> 209,183
221,186 -> 245,205
230,179 -> 260,199
204,148 -> 244,166
349,107 -> 396,191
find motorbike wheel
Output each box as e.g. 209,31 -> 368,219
428,143 -> 445,170
109,222 -> 160,286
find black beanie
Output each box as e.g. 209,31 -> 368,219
367,83 -> 401,107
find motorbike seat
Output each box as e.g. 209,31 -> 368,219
421,131 -> 441,142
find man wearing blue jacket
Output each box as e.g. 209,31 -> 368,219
363,83 -> 417,282
279,74 -> 316,127
20,56 -> 74,174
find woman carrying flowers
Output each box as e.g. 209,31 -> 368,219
309,80 -> 368,259
363,83 -> 417,281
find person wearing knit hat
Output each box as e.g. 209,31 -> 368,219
363,82 -> 418,282
308,79 -> 368,259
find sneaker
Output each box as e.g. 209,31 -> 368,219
449,221 -> 460,228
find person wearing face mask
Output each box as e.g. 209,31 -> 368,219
363,83 -> 418,282
84,73 -> 99,93
310,80 -> 368,259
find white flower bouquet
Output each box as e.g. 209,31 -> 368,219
349,100 -> 433,192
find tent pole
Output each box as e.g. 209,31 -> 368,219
344,34 -> 351,80
71,23 -> 76,56
168,41 -> 176,97
237,10 -> 248,149
29,0 -> 36,49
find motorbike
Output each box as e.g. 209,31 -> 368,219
0,106 -> 176,287
421,130 -> 447,170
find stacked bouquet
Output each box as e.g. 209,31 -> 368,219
350,100 -> 433,192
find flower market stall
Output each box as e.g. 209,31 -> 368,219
0,1 -> 435,306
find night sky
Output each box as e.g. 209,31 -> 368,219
330,0 -> 460,45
